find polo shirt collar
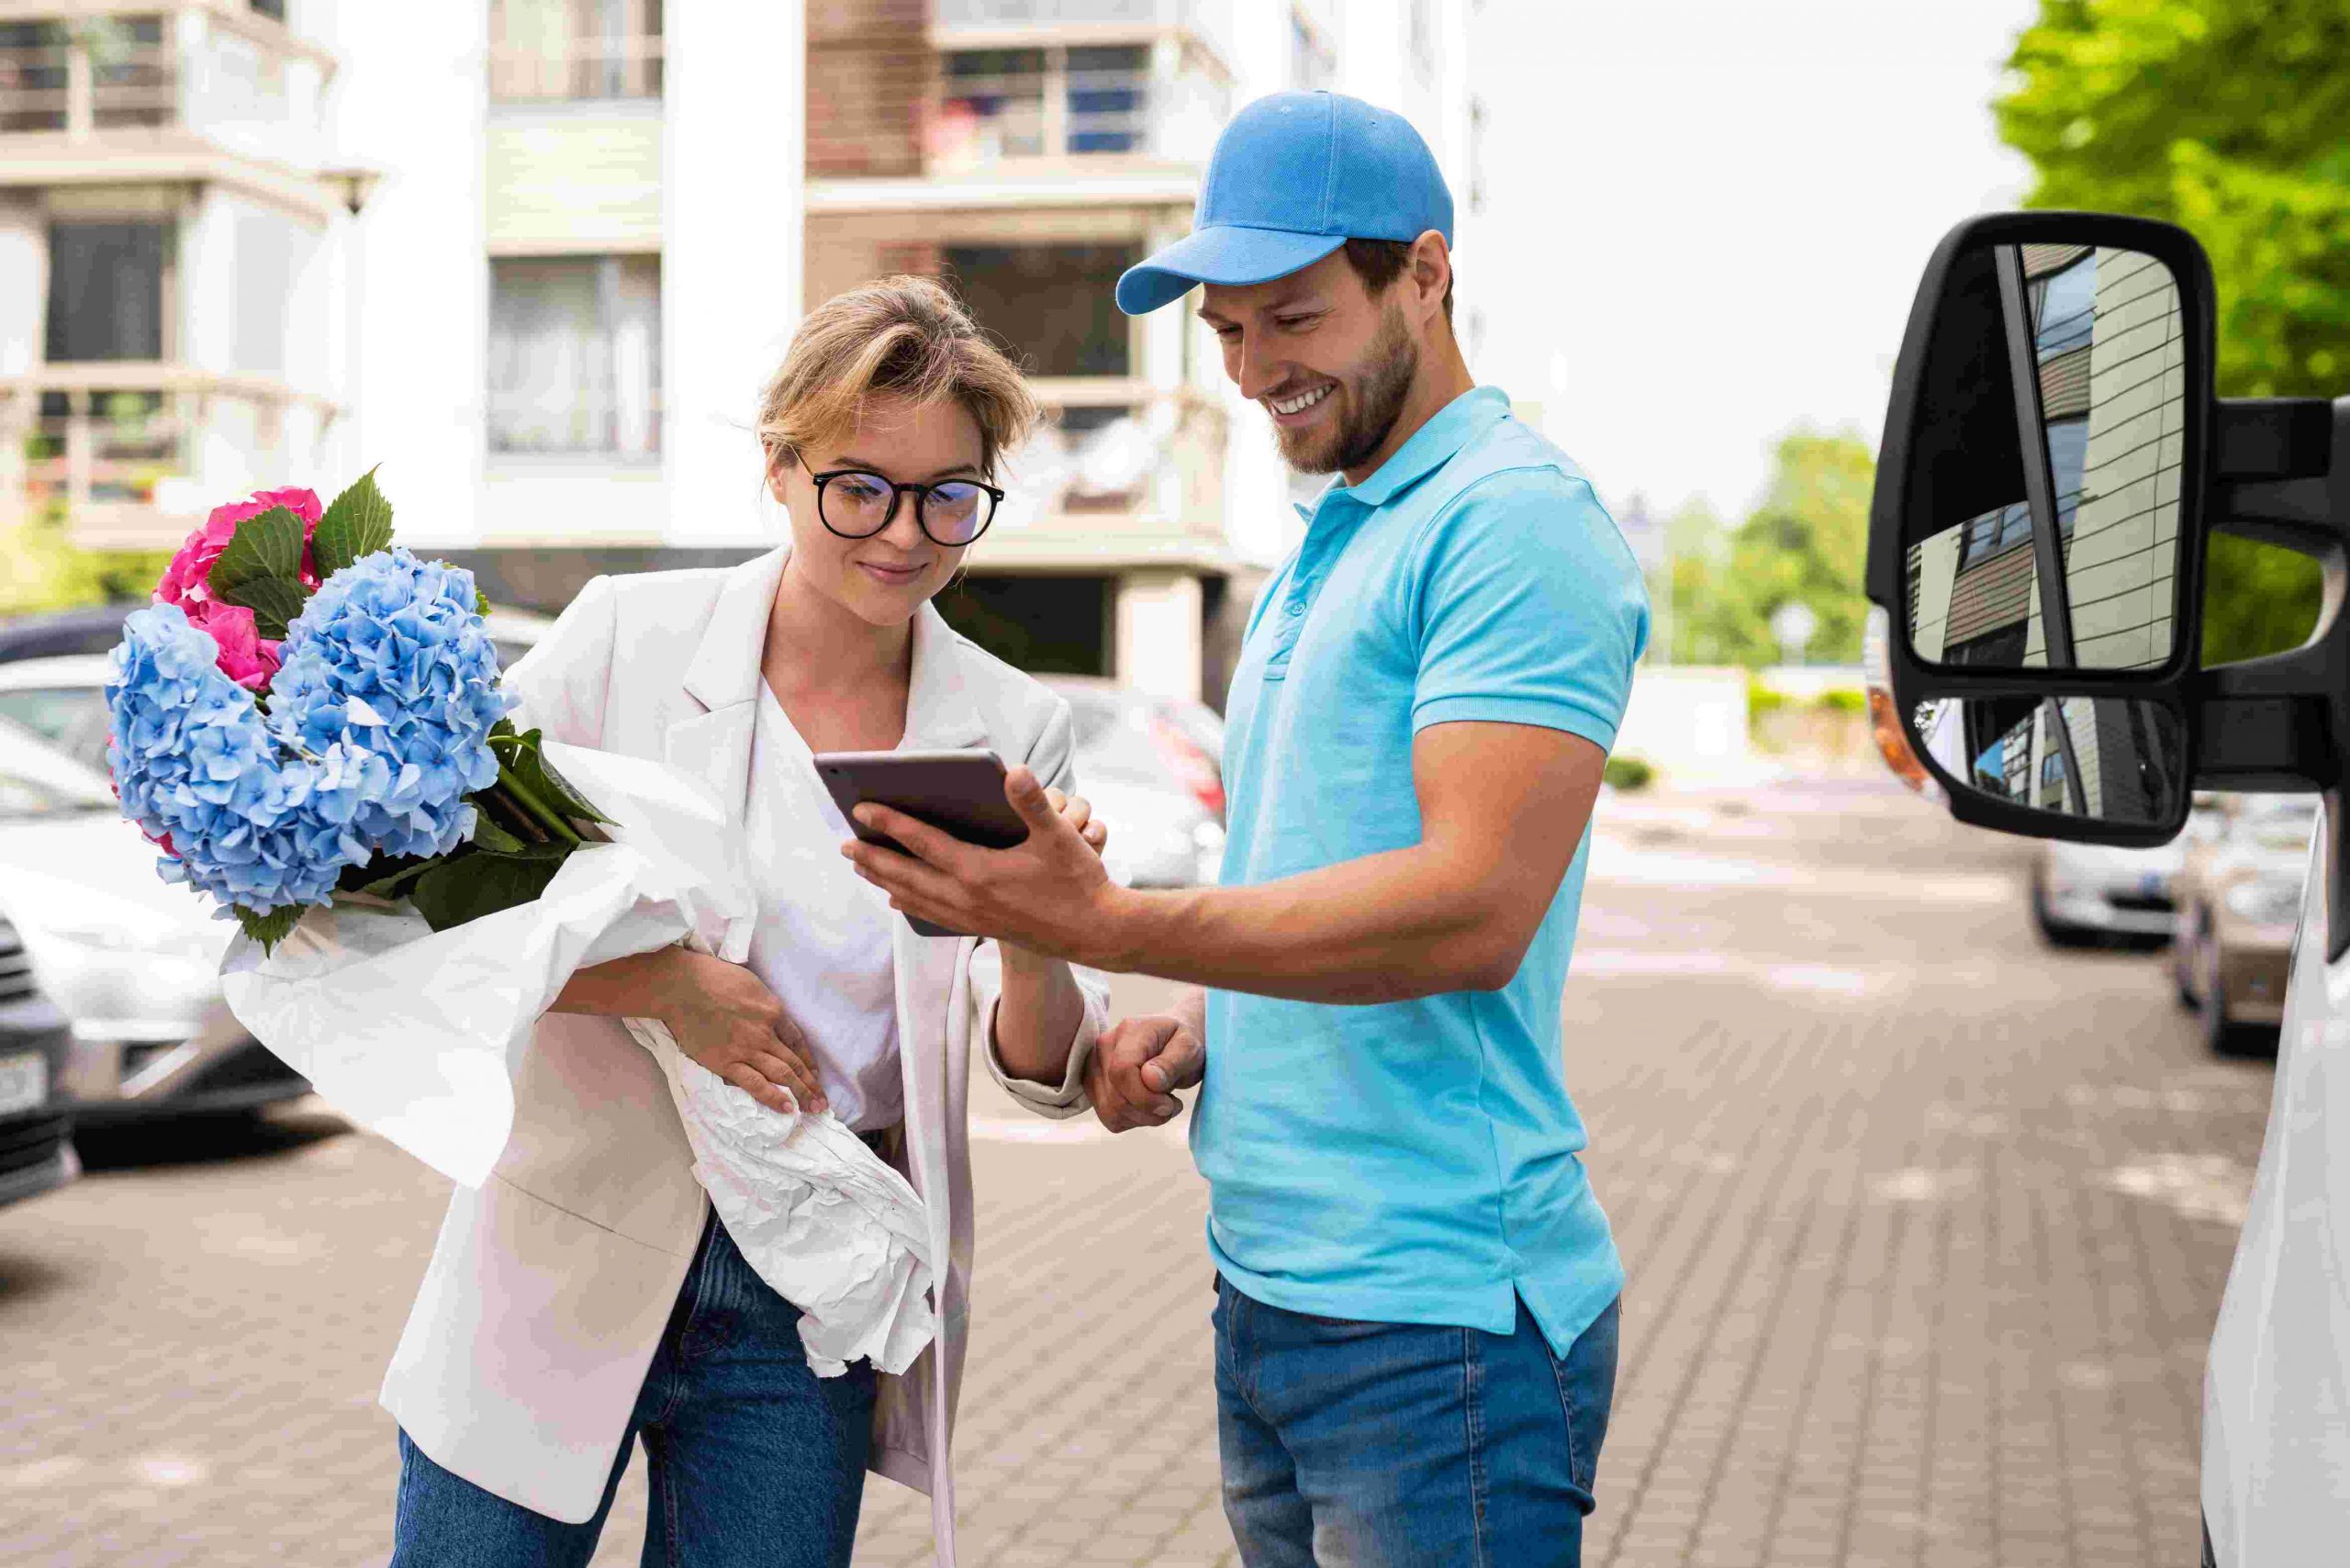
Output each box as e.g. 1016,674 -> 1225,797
1330,386 -> 1512,510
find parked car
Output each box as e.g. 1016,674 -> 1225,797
1864,208 -> 2350,1565
0,605 -> 554,777
1039,677 -> 1226,889
2030,834 -> 2187,947
0,907 -> 80,1211
0,720 -> 309,1124
2170,793 -> 2317,1054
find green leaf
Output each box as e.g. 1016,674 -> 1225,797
218,574 -> 309,641
341,852 -> 438,899
468,812 -> 530,857
476,588 -> 491,616
207,506 -> 308,596
234,902 -> 303,954
312,466 -> 396,578
490,724 -> 610,825
407,847 -> 573,933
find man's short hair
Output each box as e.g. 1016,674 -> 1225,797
1342,238 -> 1454,323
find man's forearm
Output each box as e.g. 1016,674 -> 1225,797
1094,840 -> 1528,1003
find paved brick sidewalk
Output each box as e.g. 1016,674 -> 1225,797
0,778 -> 2268,1565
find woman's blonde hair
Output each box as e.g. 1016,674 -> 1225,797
757,275 -> 1038,480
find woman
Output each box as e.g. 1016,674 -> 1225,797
382,277 -> 1110,1567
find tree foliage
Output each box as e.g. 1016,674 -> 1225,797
0,500 -> 172,619
1997,0 -> 2350,664
1660,431 -> 1875,667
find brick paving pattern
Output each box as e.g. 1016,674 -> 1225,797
0,777 -> 2270,1565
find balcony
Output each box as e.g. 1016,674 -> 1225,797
0,364 -> 336,549
986,378 -> 1228,569
925,32 -> 1230,177
487,0 -> 663,105
0,3 -> 350,220
935,0 -> 1236,66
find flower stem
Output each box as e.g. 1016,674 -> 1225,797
496,765 -> 582,846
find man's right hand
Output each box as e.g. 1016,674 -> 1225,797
1086,1013 -> 1204,1133
666,951 -> 829,1116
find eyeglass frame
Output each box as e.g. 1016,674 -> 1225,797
801,463 -> 1007,547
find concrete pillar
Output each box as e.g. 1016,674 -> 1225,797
1114,568 -> 1203,702
662,0 -> 806,547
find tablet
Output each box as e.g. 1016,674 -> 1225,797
813,748 -> 1028,937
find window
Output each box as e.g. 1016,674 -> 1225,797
939,49 -> 1047,160
0,21 -> 70,132
2032,254 -> 2098,358
944,243 -> 1138,386
487,255 -> 661,459
47,222 -> 170,363
1065,45 -> 1146,154
935,44 -> 1148,162
489,0 -> 663,104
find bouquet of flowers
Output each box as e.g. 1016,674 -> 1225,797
105,475 -> 939,1379
107,472 -> 609,950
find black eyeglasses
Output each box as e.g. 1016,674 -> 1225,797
808,467 -> 1004,547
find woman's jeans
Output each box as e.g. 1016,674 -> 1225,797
389,1212 -> 877,1568
1214,1278 -> 1620,1568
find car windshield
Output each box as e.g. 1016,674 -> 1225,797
0,767 -> 113,822
0,685 -> 113,775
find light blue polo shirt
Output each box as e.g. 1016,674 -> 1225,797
1195,386 -> 1649,1356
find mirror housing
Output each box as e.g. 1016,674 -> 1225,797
1867,209 -> 2350,950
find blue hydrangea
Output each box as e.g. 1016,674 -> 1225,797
267,548 -> 509,862
106,603 -> 364,914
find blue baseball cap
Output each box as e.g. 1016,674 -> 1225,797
1115,91 -> 1453,316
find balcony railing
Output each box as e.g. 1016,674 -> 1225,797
488,35 -> 663,103
0,17 -> 174,133
488,0 -> 663,104
926,40 -> 1227,171
1004,378 -> 1225,535
0,6 -> 334,150
1,366 -> 335,549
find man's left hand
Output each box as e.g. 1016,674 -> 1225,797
844,767 -> 1125,963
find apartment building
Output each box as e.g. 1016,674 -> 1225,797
0,1 -> 365,550
2,0 -> 1472,706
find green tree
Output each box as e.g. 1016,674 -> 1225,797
1670,430 -> 1875,668
0,499 -> 172,619
1997,0 -> 2350,664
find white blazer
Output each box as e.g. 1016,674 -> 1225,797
379,548 -> 1105,1563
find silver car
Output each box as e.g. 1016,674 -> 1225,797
0,721 -> 311,1123
1040,678 -> 1226,889
2030,834 -> 2189,947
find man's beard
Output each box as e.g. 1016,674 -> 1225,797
1275,307 -> 1419,476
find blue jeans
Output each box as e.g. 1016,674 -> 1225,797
389,1212 -> 877,1568
1214,1278 -> 1619,1568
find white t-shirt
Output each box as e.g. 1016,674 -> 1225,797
742,684 -> 903,1133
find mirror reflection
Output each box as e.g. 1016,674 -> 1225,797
1910,693 -> 2184,825
1903,242 -> 2187,672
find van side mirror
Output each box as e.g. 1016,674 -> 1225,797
1865,211 -> 2350,950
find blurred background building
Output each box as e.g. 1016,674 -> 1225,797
0,0 -> 1479,709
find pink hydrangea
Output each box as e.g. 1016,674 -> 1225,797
153,487 -> 323,692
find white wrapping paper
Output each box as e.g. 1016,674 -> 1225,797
219,741 -> 937,1377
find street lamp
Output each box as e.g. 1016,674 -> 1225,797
1770,599 -> 1818,666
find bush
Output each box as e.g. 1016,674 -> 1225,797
1604,755 -> 1655,791
1812,688 -> 1865,715
1746,678 -> 1786,718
